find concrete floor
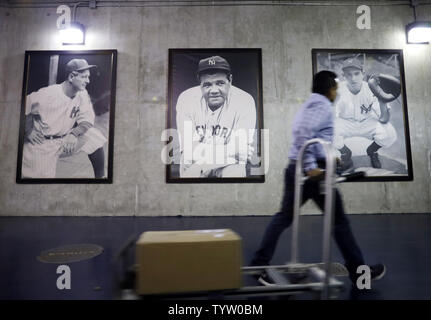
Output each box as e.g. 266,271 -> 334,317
1,214 -> 430,300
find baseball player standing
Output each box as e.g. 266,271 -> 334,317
175,56 -> 257,178
334,58 -> 397,172
22,59 -> 107,178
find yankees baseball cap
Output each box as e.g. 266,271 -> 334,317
341,58 -> 363,71
197,56 -> 231,74
66,59 -> 97,73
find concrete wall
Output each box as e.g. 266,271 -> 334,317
0,3 -> 430,216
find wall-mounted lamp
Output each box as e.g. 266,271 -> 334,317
60,21 -> 85,45
58,1 -> 96,45
406,0 -> 431,44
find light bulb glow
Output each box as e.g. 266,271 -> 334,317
408,27 -> 431,43
59,23 -> 85,45
406,21 -> 431,44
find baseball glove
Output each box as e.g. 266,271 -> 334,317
368,73 -> 401,103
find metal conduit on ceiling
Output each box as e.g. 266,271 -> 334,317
3,0 -> 431,9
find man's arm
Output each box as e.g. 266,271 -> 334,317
25,113 -> 44,145
70,121 -> 92,137
63,92 -> 95,154
307,167 -> 325,180
227,94 -> 257,163
368,82 -> 390,124
294,101 -> 332,173
176,91 -> 199,165
377,100 -> 390,124
24,94 -> 44,144
62,121 -> 93,155
176,90 -> 207,176
76,91 -> 96,126
176,93 -> 191,158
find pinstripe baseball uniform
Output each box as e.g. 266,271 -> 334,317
333,81 -> 397,150
176,85 -> 256,177
22,84 -> 106,178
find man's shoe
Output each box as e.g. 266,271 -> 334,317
347,263 -> 386,285
257,271 -> 276,286
370,264 -> 386,281
368,152 -> 382,169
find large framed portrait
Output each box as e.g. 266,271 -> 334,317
16,50 -> 117,183
312,49 -> 413,182
165,48 -> 265,183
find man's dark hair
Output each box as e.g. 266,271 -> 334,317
312,70 -> 337,95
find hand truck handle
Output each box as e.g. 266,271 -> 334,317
290,138 -> 337,300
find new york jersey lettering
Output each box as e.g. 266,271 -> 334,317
70,106 -> 80,119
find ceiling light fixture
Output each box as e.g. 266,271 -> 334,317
59,1 -> 96,45
406,0 -> 431,44
60,21 -> 85,45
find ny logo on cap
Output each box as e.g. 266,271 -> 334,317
208,59 -> 216,65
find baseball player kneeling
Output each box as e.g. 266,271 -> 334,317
333,58 -> 399,171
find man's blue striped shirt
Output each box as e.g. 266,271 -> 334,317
288,93 -> 334,171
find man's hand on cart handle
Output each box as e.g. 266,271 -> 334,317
306,168 -> 325,181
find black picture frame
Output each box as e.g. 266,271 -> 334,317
166,48 -> 265,183
312,48 -> 413,182
16,50 -> 117,184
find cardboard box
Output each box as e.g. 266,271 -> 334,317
135,229 -> 242,295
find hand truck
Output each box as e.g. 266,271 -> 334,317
241,138 -> 365,300
114,139 -> 365,300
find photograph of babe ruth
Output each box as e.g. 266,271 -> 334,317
313,49 -> 413,181
167,49 -> 264,182
17,51 -> 117,182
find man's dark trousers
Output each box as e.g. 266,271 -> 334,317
250,161 -> 365,277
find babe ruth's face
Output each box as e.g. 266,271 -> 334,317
343,67 -> 363,94
70,69 -> 91,91
200,72 -> 232,109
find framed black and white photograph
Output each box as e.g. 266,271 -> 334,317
312,49 -> 413,182
16,50 -> 117,183
166,48 -> 265,183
